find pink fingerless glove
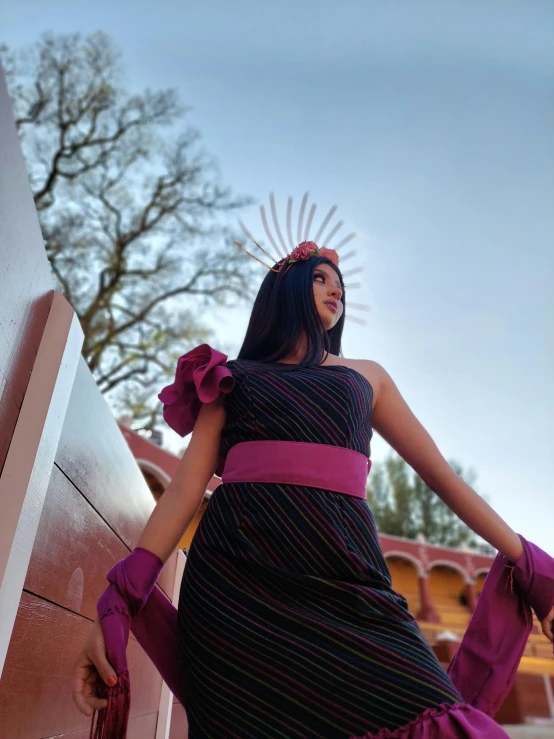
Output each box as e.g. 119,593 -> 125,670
448,534 -> 554,718
90,548 -> 163,739
512,535 -> 554,624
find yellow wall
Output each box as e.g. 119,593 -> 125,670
428,565 -> 464,599
475,572 -> 487,596
387,557 -> 420,615
428,565 -> 470,628
179,500 -> 208,549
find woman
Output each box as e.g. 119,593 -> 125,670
73,234 -> 553,738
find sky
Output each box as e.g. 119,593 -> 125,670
2,0 -> 553,553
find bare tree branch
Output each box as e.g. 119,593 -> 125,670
5,31 -> 255,428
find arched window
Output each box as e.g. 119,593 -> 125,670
135,459 -> 171,502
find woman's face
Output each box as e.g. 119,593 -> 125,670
313,262 -> 344,331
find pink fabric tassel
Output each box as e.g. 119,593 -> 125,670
90,549 -> 164,738
89,670 -> 130,739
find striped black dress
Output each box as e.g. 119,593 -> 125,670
177,360 -> 463,738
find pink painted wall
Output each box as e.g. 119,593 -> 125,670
380,534 -> 493,580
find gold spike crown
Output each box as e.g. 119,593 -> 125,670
235,192 -> 369,323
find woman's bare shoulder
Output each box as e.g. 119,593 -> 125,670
327,355 -> 389,398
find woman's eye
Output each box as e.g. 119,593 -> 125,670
314,274 -> 325,283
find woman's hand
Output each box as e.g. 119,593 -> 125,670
72,619 -> 117,717
541,606 -> 554,643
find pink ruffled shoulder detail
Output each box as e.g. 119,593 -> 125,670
350,702 -> 509,738
158,344 -> 235,437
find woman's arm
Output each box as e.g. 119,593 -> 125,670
364,361 -> 524,563
72,398 -> 225,716
137,398 -> 225,563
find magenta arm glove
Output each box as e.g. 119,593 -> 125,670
448,534 -> 554,717
512,536 -> 554,624
90,548 -> 164,739
89,345 -> 234,737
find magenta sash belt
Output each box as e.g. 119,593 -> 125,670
221,441 -> 371,499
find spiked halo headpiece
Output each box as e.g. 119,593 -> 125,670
234,192 -> 369,324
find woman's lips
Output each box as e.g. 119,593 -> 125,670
323,300 -> 338,314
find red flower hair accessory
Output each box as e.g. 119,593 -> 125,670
233,192 -> 370,323
317,247 -> 339,267
289,241 -> 320,262
285,241 -> 340,270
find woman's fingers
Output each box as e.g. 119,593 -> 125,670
72,621 -> 117,717
81,671 -> 109,711
73,659 -> 101,716
90,642 -> 117,688
540,606 -> 554,643
83,619 -> 117,687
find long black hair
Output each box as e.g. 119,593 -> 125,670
237,256 -> 345,368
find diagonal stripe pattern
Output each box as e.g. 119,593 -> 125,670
178,362 -> 462,738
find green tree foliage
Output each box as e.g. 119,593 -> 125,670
2,32 -> 253,430
367,454 -> 479,548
